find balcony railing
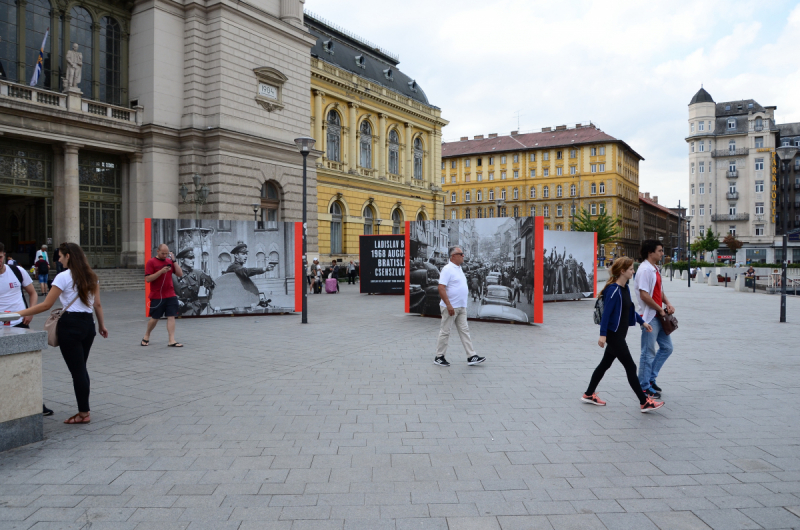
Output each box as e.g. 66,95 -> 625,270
726,170 -> 738,178
749,119 -> 776,132
324,160 -> 344,171
726,192 -> 739,200
0,79 -> 141,125
358,167 -> 377,178
712,148 -> 749,157
712,213 -> 749,221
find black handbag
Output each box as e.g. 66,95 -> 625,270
657,312 -> 678,335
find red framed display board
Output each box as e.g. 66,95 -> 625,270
540,229 -> 597,302
404,218 -> 544,324
359,234 -> 405,294
144,218 -> 302,317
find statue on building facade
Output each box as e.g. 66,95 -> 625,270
65,43 -> 82,89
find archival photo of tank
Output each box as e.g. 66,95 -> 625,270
407,218 -> 538,324
148,219 -> 296,316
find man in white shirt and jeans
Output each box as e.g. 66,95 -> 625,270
434,246 -> 485,367
635,240 -> 675,399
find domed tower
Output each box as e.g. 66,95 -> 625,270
687,87 -> 716,245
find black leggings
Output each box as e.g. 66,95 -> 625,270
586,329 -> 647,405
57,312 -> 96,412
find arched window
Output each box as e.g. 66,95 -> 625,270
755,117 -> 763,129
268,251 -> 280,278
391,208 -> 403,234
556,184 -> 563,197
513,188 -> 518,199
416,211 -> 426,221
543,186 -> 549,198
530,205 -> 535,216
99,17 -> 122,105
388,129 -> 399,175
326,111 -> 341,162
477,207 -> 483,218
413,137 -> 423,180
465,208 -> 471,219
450,209 -> 457,219
570,184 -> 576,197
25,0 -> 52,87
501,189 -> 506,200
530,187 -> 536,199
218,252 -> 231,271
363,205 -> 374,235
360,120 -> 372,168
0,0 -> 18,82
69,6 -> 93,96
513,206 -> 518,217
330,201 -> 343,254
488,207 -> 494,218
259,181 -> 280,230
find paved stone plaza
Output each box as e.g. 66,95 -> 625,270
2,279 -> 800,530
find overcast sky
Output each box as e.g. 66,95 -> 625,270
306,0 -> 800,209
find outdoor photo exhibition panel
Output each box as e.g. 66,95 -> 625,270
540,230 -> 597,301
404,218 -> 543,324
145,219 -> 302,317
359,234 -> 406,294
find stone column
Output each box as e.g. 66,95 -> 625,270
63,144 -> 81,245
427,130 -> 434,186
120,159 -> 130,257
92,22 -> 101,100
378,113 -> 387,178
280,0 -> 303,26
404,123 -> 413,183
314,90 -> 324,148
52,145 -> 64,246
127,153 -> 144,267
348,102 -> 358,173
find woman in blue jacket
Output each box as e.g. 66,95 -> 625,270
582,257 -> 664,413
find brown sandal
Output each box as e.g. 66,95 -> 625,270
64,413 -> 90,424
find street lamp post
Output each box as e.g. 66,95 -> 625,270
776,146 -> 797,323
252,203 -> 259,223
293,136 -> 316,325
685,215 -> 693,287
179,174 -> 211,220
375,218 -> 381,235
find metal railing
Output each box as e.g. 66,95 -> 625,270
726,170 -> 738,178
726,192 -> 739,200
712,148 -> 749,157
712,213 -> 749,221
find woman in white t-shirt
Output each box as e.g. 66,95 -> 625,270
17,242 -> 108,425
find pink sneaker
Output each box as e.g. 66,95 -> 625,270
581,393 -> 606,406
640,398 -> 664,413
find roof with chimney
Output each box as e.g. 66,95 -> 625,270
441,124 -> 644,160
639,192 -> 680,218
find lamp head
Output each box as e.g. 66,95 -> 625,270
192,174 -> 202,189
294,136 -> 316,153
179,184 -> 188,202
777,146 -> 798,165
252,203 -> 259,213
198,185 -> 210,203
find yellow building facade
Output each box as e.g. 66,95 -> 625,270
306,14 -> 448,262
441,125 -> 642,258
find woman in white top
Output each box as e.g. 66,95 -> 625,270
18,243 -> 108,424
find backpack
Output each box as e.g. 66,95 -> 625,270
36,259 -> 49,276
8,265 -> 29,309
592,289 -> 605,325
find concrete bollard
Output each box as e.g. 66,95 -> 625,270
696,270 -> 707,283
681,270 -> 688,280
735,274 -> 748,292
708,272 -> 719,286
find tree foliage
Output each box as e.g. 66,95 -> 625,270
570,208 -> 622,246
723,234 -> 743,253
701,228 -> 720,253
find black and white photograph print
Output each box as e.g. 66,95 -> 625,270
408,218 -> 536,324
149,219 -> 295,316
541,230 -> 595,301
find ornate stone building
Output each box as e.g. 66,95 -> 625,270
305,11 -> 448,262
0,0 -> 316,268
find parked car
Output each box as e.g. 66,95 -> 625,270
481,285 -> 516,308
477,304 -> 529,323
486,272 -> 501,285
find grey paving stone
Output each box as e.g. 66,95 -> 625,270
394,518 -> 448,530
496,515 -> 554,529
738,507 -> 800,528
645,511 -> 713,529
546,513 -> 606,530
597,512 -> 659,530
445,516 -> 501,530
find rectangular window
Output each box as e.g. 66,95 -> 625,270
557,205 -> 563,217
699,205 -> 704,216
755,158 -> 764,170
530,153 -> 535,162
591,183 -> 597,194
691,142 -> 695,153
755,180 -> 764,192
489,157 -> 494,165
729,161 -> 736,172
691,184 -> 695,194
691,206 -> 695,216
699,142 -> 705,152
530,188 -> 535,198
501,172 -> 507,180
543,205 -> 549,217
755,203 -> 764,214
755,136 -> 763,148
556,167 -> 563,176
729,225 -> 736,236
699,183 -> 704,194
501,189 -> 506,200
590,204 -> 597,215
599,147 -> 605,155
599,182 -> 605,194
729,182 -> 736,193
599,203 -> 605,215
513,154 -> 519,163
451,192 -> 456,203
465,175 -> 470,182
570,149 -> 577,158
691,163 -> 695,174
530,169 -> 536,177
728,118 -> 736,129
489,190 -> 494,200
465,191 -> 470,202
591,147 -> 597,156
570,166 -> 576,175
489,172 -> 494,181
691,123 -> 695,133
698,122 -> 704,131
451,210 -> 457,219
699,225 -> 705,234
441,176 -> 445,184
699,162 -> 704,173
513,188 -> 518,199
451,176 -> 456,184
543,186 -> 549,198
599,164 -> 605,172
692,226 -> 695,237
501,156 -> 506,164
477,157 -> 482,166
543,169 -> 549,177
755,225 -> 764,236
513,170 -> 519,179
451,160 -> 456,169
709,203 -> 712,214
729,205 -> 736,215
477,173 -> 482,182
530,206 -> 535,216
543,152 -> 549,161
477,190 -> 482,201
441,162 -> 445,169
465,159 -> 470,168
591,164 -> 597,173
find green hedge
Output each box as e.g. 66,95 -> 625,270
666,261 -> 800,272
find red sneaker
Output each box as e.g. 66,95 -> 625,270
640,397 -> 664,413
581,393 -> 606,406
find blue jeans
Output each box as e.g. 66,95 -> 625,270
638,316 -> 673,391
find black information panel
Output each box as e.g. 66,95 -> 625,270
359,235 -> 405,294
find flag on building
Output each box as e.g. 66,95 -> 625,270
29,29 -> 49,87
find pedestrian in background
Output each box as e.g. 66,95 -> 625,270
35,245 -> 48,263
52,246 -> 64,274
330,260 -> 340,292
636,240 -> 675,399
434,246 -> 485,367
582,257 -> 663,412
347,260 -> 356,284
17,243 -> 109,424
35,254 -> 50,296
141,244 -> 184,347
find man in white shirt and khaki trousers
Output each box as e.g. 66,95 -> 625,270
434,246 -> 486,367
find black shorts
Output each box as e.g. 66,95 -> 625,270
149,296 -> 179,319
